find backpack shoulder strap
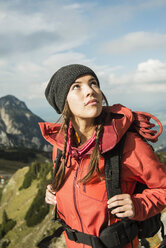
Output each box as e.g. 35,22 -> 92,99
103,133 -> 126,200
52,148 -> 62,221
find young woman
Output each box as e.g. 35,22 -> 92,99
39,64 -> 166,248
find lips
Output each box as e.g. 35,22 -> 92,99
86,99 -> 98,105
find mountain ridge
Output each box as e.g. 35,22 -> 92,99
0,95 -> 27,109
0,95 -> 50,151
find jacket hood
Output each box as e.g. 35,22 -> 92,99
39,122 -> 64,150
100,104 -> 134,153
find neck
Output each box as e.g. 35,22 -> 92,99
71,118 -> 96,144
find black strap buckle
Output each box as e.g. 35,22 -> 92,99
66,228 -> 79,243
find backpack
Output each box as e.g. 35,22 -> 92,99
103,133 -> 165,247
37,133 -> 165,248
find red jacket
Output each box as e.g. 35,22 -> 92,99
39,104 -> 166,248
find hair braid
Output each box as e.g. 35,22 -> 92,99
52,103 -> 70,191
95,123 -> 104,178
79,121 -> 104,183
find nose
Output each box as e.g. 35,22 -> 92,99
84,84 -> 95,97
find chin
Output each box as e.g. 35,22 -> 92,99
87,110 -> 102,119
73,107 -> 102,120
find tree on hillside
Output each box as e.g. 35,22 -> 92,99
0,210 -> 16,239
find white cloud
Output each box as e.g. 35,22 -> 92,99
101,32 -> 166,54
28,82 -> 47,99
63,3 -> 82,10
43,52 -> 94,71
0,59 -> 6,67
0,1 -> 89,57
0,9 -> 53,34
16,62 -> 43,77
107,59 -> 166,93
135,59 -> 166,83
0,51 -> 97,100
136,83 -> 166,93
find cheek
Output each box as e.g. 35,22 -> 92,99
67,98 -> 82,115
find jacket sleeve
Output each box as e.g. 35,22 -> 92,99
122,132 -> 166,221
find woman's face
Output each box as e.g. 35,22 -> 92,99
66,75 -> 103,122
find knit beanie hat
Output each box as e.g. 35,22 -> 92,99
45,64 -> 100,114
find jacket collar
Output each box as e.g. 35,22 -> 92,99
39,104 -> 134,154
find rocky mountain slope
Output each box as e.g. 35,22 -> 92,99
0,95 -> 50,151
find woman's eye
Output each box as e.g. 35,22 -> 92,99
91,81 -> 98,86
72,84 -> 80,90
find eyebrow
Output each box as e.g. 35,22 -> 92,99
74,76 -> 96,83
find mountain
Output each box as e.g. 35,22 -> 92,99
0,95 -> 50,151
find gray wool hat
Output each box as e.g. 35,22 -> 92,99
45,64 -> 100,114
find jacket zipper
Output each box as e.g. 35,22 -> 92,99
73,159 -> 85,248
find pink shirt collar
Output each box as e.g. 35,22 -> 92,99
67,122 -> 96,160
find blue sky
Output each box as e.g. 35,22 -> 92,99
0,0 -> 166,124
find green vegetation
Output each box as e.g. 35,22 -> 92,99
0,187 -> 3,202
19,162 -> 40,189
157,151 -> 166,165
0,162 -> 64,248
0,239 -> 11,248
25,187 -> 49,226
19,160 -> 52,226
20,161 -> 52,190
0,210 -> 16,239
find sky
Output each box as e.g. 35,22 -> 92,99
0,0 -> 166,124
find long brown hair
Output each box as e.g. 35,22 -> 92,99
52,92 -> 109,191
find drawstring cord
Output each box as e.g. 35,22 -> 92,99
133,111 -> 163,142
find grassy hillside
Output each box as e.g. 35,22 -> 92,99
0,165 -> 66,248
